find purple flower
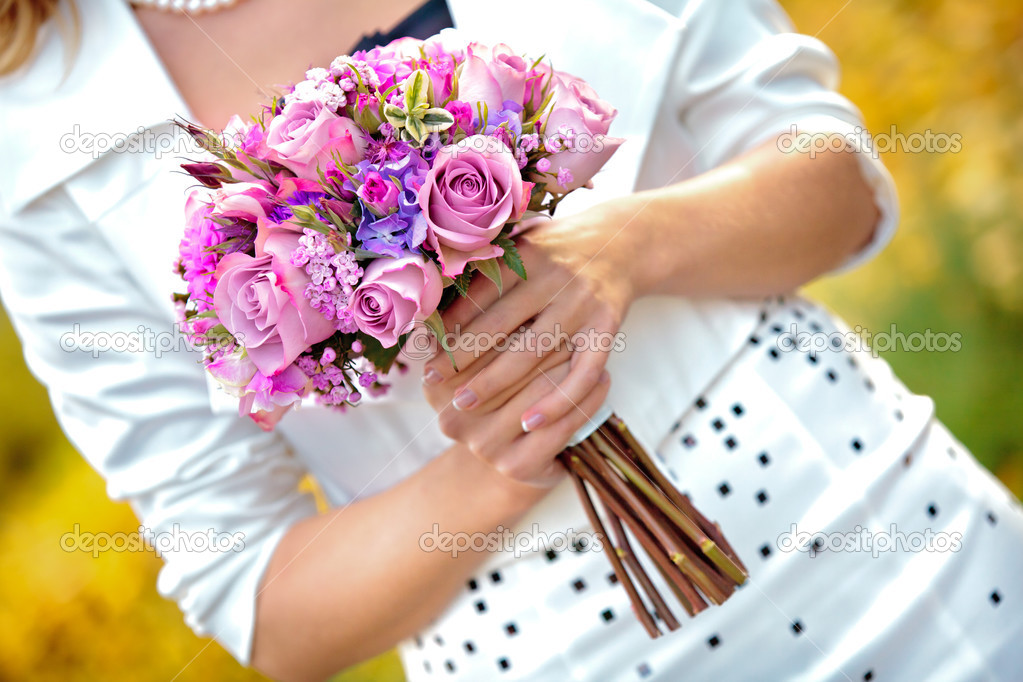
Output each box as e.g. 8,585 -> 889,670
518,133 -> 540,153
289,228 -> 363,332
357,171 -> 400,217
483,100 -> 523,138
356,212 -> 426,257
178,191 -> 224,312
366,134 -> 412,165
267,177 -> 329,224
445,100 -> 475,136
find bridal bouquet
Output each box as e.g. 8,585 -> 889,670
174,32 -> 746,637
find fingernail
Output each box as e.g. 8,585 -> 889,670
599,370 -> 610,383
422,367 -> 442,386
522,413 -> 546,432
452,389 -> 478,411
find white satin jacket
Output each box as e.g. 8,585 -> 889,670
0,0 -> 897,664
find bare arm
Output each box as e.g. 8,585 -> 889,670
250,443 -> 543,681
424,138 -> 882,430
592,140 -> 881,301
251,350 -> 610,681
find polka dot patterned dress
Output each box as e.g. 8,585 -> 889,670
398,296 -> 1023,681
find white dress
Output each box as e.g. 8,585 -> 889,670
397,297 -> 1023,681
1,1 -> 1021,680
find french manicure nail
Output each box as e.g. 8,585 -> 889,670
522,413 -> 546,432
422,367 -> 442,385
452,389 -> 478,411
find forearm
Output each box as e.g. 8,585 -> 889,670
250,443 -> 548,681
620,136 -> 881,299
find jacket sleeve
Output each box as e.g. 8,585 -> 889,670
672,0 -> 899,271
0,178 -> 319,664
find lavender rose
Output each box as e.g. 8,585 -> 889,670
349,254 -> 442,347
263,99 -> 368,180
419,135 -> 533,276
213,230 -> 335,376
541,73 -> 624,192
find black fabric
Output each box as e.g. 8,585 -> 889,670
349,0 -> 454,55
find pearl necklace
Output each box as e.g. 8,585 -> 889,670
129,0 -> 243,14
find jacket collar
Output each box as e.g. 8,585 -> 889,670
0,0 -> 187,217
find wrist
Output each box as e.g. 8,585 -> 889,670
440,444 -> 550,519
593,192 -> 671,301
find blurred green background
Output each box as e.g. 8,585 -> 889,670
1,1 -> 1020,680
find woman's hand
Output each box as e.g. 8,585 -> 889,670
421,203 -> 640,435
418,335 -> 611,487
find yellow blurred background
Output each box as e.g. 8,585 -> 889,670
1,2 -> 1020,680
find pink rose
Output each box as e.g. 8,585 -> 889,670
423,31 -> 467,63
467,42 -> 529,105
213,227 -> 334,376
541,73 -> 624,192
357,171 -> 400,217
354,38 -> 422,89
207,351 -> 310,430
263,99 -> 367,180
420,135 -> 533,276
211,182 -> 275,222
456,55 -> 505,119
242,364 -> 310,430
349,254 -> 442,348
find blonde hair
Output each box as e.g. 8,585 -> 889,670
0,0 -> 78,76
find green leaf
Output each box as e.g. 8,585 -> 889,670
497,237 -> 527,281
422,310 -> 457,370
450,272 -> 473,296
403,70 -> 431,111
191,309 -> 220,319
474,258 -> 503,295
444,65 -> 460,105
422,108 -> 455,131
405,115 -> 428,145
383,103 -> 407,128
350,247 -> 390,260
